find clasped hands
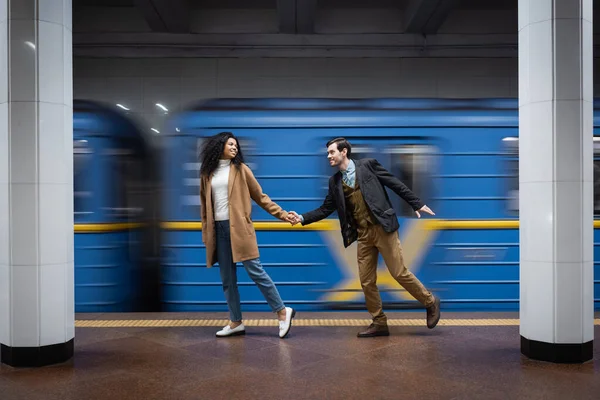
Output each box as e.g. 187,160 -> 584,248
284,211 -> 302,226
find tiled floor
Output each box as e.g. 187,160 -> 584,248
1,312 -> 599,400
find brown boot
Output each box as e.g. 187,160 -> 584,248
357,323 -> 390,338
426,296 -> 441,329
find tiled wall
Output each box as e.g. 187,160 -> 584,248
1,0 -> 74,348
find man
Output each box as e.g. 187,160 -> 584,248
288,137 -> 440,337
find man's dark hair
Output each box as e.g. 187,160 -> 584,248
326,137 -> 352,157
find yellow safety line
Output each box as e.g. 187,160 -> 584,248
74,318 -> 600,328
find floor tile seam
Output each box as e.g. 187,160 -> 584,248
172,364 -> 271,392
73,334 -> 195,359
341,338 -> 415,358
178,342 -> 283,364
348,348 -> 459,373
129,335 -> 222,353
8,370 -> 137,397
239,340 -> 337,365
517,363 -> 600,377
266,356 -> 339,378
73,333 -> 136,348
396,366 -> 479,389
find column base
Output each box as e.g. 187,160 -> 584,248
1,339 -> 74,367
521,336 -> 593,364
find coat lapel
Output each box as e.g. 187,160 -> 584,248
334,172 -> 345,215
353,159 -> 362,188
205,174 -> 213,206
228,164 -> 238,198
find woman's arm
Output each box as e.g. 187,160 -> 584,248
243,164 -> 288,220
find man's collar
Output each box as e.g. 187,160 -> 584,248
341,159 -> 355,173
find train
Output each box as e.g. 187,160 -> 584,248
73,98 -> 600,313
73,100 -> 161,312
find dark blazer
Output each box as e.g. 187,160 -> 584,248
301,158 -> 424,247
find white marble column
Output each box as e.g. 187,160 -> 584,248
518,0 -> 594,363
0,0 -> 74,367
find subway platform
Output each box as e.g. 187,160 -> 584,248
1,312 -> 599,400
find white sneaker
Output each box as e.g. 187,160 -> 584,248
216,323 -> 246,337
278,307 -> 296,338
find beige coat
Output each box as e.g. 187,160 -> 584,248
200,162 -> 289,267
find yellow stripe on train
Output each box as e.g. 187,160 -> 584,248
73,219 -> 600,232
74,222 -> 144,232
160,220 -> 338,231
159,219 -> 600,230
160,219 -> 600,230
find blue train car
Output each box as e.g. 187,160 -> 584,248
73,100 -> 161,312
162,98 -> 599,312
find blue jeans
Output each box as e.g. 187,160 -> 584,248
215,220 -> 286,322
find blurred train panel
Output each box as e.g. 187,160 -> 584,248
73,100 -> 162,312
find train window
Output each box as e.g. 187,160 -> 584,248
594,139 -> 600,215
105,148 -> 144,220
180,137 -> 202,213
238,137 -> 257,170
503,137 -> 519,213
385,145 -> 436,217
350,145 -> 375,161
503,136 -> 600,215
73,140 -> 92,218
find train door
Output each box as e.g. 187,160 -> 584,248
594,138 -> 600,216
108,138 -> 161,312
73,138 -> 94,223
502,137 -> 519,214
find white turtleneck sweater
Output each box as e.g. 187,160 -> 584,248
211,159 -> 231,221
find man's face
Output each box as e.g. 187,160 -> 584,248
327,143 -> 346,168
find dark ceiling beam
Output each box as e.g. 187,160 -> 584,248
404,0 -> 459,34
277,0 -> 296,33
296,0 -> 317,33
73,32 -> 523,58
133,0 -> 190,33
277,0 -> 317,34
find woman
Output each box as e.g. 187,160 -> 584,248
199,132 -> 296,338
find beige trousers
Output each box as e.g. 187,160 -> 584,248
357,224 -> 434,326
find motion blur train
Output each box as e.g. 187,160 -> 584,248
73,98 -> 600,313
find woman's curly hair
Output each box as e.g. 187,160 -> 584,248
199,131 -> 245,177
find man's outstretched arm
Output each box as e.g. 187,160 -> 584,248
368,158 -> 435,217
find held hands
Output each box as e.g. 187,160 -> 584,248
285,211 -> 302,226
415,205 -> 435,218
